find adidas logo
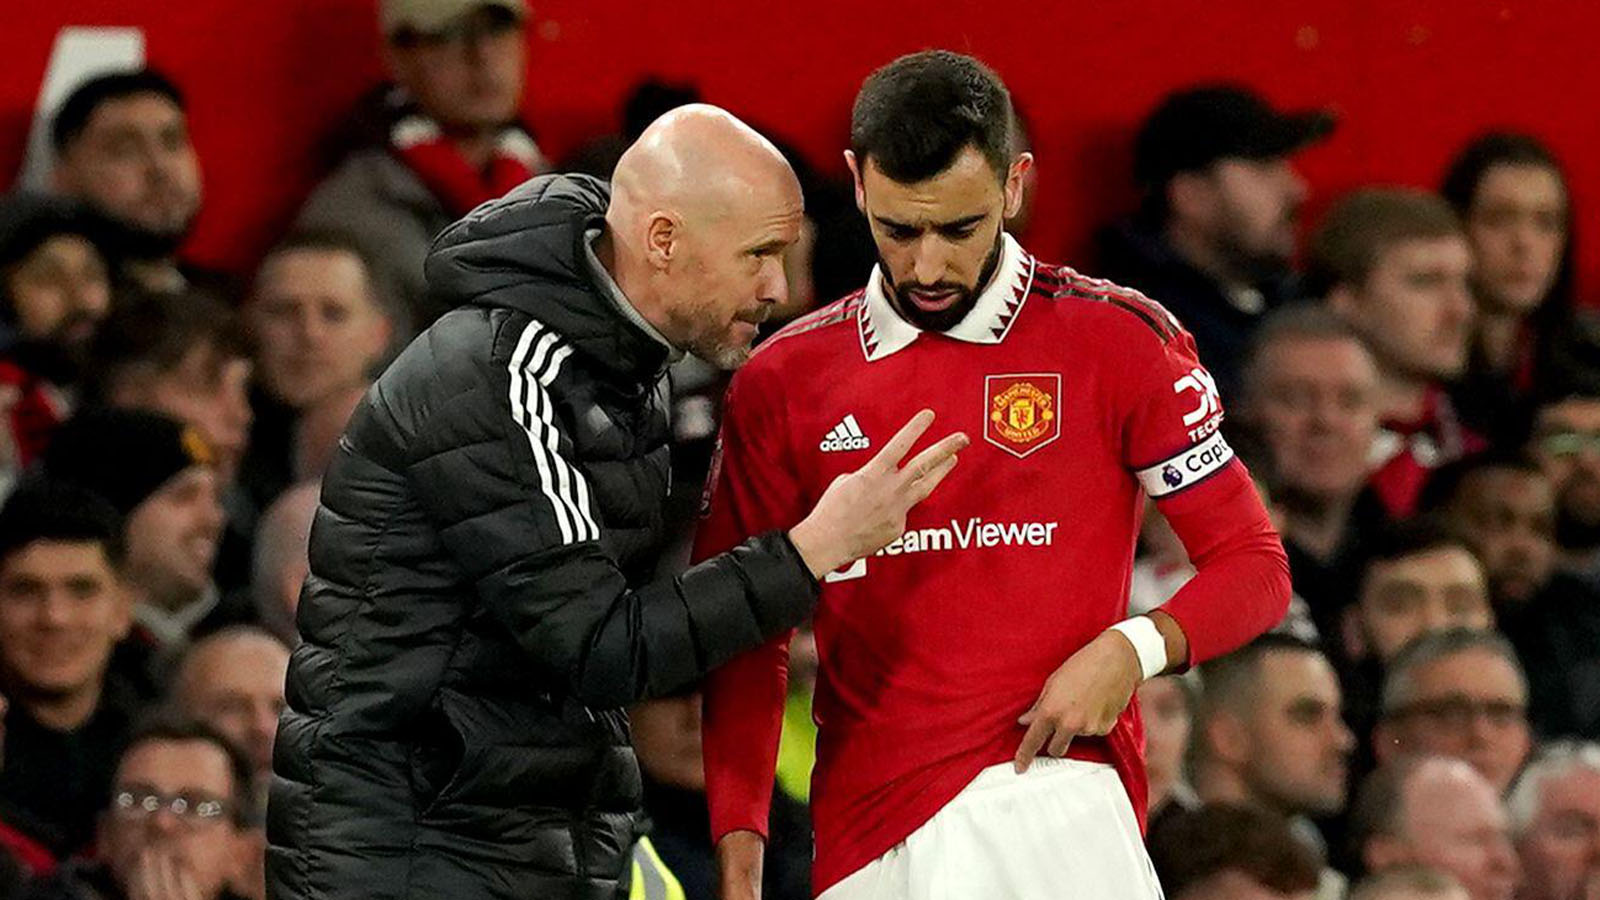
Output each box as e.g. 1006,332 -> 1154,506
819,414 -> 870,452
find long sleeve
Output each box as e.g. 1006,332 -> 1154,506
402,318 -> 819,709
693,356 -> 810,841
1113,308 -> 1292,666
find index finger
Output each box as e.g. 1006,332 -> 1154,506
866,409 -> 936,473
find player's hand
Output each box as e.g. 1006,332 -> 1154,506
789,409 -> 967,578
1013,629 -> 1142,773
716,830 -> 765,900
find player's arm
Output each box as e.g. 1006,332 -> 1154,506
694,364 -> 804,900
1014,313 -> 1290,771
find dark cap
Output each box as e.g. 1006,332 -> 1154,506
1134,84 -> 1336,189
0,192 -> 109,271
43,408 -> 215,516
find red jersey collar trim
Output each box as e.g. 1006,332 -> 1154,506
857,234 -> 1036,362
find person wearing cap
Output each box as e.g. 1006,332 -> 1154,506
1098,84 -> 1335,397
0,193 -> 113,479
43,408 -> 234,657
295,0 -> 543,337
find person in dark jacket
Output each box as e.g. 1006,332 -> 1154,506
266,105 -> 967,900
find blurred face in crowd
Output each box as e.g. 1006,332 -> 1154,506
1331,236 -> 1474,382
1378,648 -> 1531,794
1517,763 -> 1600,900
250,247 -> 390,410
1174,870 -> 1314,900
1367,759 -> 1519,900
0,540 -> 128,709
1465,163 -> 1567,316
1172,156 -> 1308,274
388,6 -> 525,132
53,92 -> 201,247
630,692 -> 703,791
1350,546 -> 1492,665
124,468 -> 225,612
99,739 -> 246,900
1447,468 -> 1558,609
174,632 -> 288,779
848,144 -> 1031,333
1529,398 -> 1600,552
1140,676 -> 1192,805
1212,649 -> 1353,816
1247,334 -> 1380,503
4,234 -> 111,354
111,341 -> 253,483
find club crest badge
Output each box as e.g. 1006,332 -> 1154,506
984,373 -> 1061,458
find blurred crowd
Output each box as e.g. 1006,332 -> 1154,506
0,0 -> 1594,899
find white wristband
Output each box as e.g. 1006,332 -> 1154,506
1108,617 -> 1167,682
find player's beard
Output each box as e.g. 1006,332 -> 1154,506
881,233 -> 1004,333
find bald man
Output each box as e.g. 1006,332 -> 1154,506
172,626 -> 289,789
267,105 -> 968,900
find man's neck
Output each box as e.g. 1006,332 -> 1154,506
592,227 -> 678,347
17,681 -> 103,733
1477,310 -> 1525,374
1192,760 -> 1262,809
1163,221 -> 1250,294
1278,489 -> 1358,562
1374,368 -> 1430,424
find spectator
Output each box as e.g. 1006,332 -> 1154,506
295,0 -> 543,334
85,289 -> 253,592
1348,866 -> 1470,900
1373,629 -> 1531,794
169,627 -> 289,800
1097,84 -> 1334,395
23,718 -> 255,900
0,195 -> 112,475
1143,673 -> 1200,826
0,481 -> 139,858
47,71 -> 219,298
630,690 -> 809,900
1146,804 -> 1322,900
1526,393 -> 1600,583
1351,755 -> 1519,900
1441,133 -> 1571,444
1339,520 -> 1494,760
1193,635 -> 1354,823
1313,188 -> 1479,520
43,410 -> 230,657
1238,305 -> 1387,636
248,482 -> 318,646
240,232 -> 390,508
1425,454 -> 1600,736
1508,741 -> 1600,900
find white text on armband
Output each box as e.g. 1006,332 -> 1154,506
1135,430 -> 1235,499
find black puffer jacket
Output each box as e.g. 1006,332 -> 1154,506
266,175 -> 819,900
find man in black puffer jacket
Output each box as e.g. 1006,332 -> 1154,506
266,106 -> 966,900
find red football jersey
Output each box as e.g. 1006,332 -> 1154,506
695,235 -> 1289,894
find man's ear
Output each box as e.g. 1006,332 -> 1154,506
1205,709 -> 1252,767
1003,153 -> 1035,219
643,212 -> 680,270
844,150 -> 866,214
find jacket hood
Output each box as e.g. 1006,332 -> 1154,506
425,173 -> 671,384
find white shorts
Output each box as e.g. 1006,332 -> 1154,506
818,758 -> 1165,900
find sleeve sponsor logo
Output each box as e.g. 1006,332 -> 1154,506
1174,367 -> 1221,427
1136,430 -> 1235,499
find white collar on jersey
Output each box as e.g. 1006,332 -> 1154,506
857,232 -> 1037,362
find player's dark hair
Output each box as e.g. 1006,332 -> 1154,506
1147,803 -> 1322,896
850,50 -> 1014,183
52,69 -> 185,154
0,477 -> 126,570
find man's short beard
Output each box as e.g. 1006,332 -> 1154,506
882,233 -> 1005,333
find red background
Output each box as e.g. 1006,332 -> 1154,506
3,1 -> 1594,295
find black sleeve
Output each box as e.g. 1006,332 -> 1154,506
403,332 -> 818,709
